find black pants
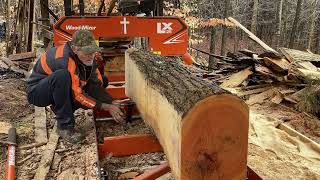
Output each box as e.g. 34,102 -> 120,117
27,69 -> 111,130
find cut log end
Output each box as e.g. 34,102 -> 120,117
181,95 -> 249,180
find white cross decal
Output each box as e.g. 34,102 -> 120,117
120,17 -> 130,34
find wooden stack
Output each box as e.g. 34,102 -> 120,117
207,48 -> 320,111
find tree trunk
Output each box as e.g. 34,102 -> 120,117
125,49 -> 249,180
276,0 -> 284,49
154,0 -> 164,16
221,0 -> 230,56
41,0 -> 50,48
317,30 -> 320,54
308,0 -> 318,50
249,0 -> 259,50
27,0 -> 34,52
79,0 -> 84,15
64,0 -> 73,16
289,0 -> 303,48
5,0 -> 11,56
209,26 -> 216,69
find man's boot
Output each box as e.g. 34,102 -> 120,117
57,128 -> 85,144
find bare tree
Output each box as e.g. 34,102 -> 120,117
221,0 -> 230,56
289,0 -> 303,48
276,0 -> 283,48
209,26 -> 217,69
308,0 -> 318,50
5,0 -> 10,56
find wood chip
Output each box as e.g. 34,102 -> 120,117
246,88 -> 277,105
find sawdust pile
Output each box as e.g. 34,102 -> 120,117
248,111 -> 320,179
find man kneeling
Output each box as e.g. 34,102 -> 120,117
27,30 -> 125,144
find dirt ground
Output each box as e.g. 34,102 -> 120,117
0,73 -> 34,180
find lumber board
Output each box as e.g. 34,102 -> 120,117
297,61 -> 318,71
246,88 -> 277,105
237,87 -> 272,97
263,57 -> 290,73
280,48 -> 320,63
228,17 -> 278,54
8,51 -> 36,61
0,60 -> 9,69
34,106 -> 48,144
125,49 -> 249,179
255,64 -> 284,81
34,123 -> 59,180
297,68 -> 320,80
221,67 -> 253,88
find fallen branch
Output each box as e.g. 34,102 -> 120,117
18,142 -> 47,150
228,17 -> 278,54
8,52 -> 36,61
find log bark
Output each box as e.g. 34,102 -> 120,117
125,49 -> 249,179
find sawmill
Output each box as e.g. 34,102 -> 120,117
0,0 -> 320,180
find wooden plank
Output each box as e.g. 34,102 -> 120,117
34,123 -> 59,180
280,47 -> 320,62
221,67 -> 253,88
8,51 -> 36,61
34,106 -> 48,144
1,57 -> 29,76
1,57 -> 14,67
238,87 -> 272,97
297,61 -> 318,71
255,64 -> 284,81
228,17 -> 278,54
263,57 -> 290,73
0,60 -> 9,69
246,88 -> 277,105
125,49 -> 249,179
297,68 -> 320,80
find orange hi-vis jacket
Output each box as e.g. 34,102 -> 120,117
27,42 -> 107,110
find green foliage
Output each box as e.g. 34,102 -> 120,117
296,78 -> 320,114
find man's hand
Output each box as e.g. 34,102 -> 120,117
101,103 -> 125,124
